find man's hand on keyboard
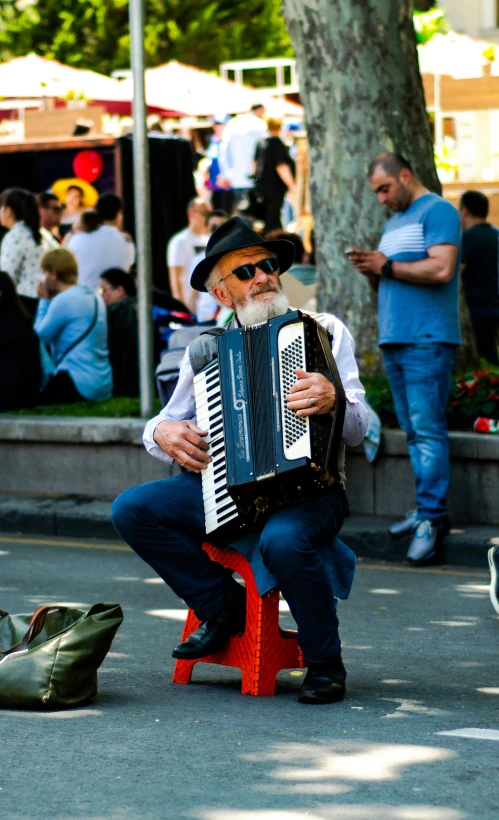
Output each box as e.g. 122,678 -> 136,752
154,420 -> 212,473
286,368 -> 336,418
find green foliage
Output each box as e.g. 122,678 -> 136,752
6,396 -> 162,417
413,7 -> 449,45
363,368 -> 499,431
483,45 -> 496,63
0,0 -> 293,75
448,368 -> 499,424
362,375 -> 398,428
0,0 -> 453,78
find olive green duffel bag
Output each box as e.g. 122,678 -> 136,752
0,603 -> 124,708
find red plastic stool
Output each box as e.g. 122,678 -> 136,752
172,543 -> 306,696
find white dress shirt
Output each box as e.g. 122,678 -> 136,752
143,313 -> 368,463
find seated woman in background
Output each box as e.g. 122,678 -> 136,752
99,268 -> 139,398
0,271 -> 42,411
0,188 -> 44,318
34,248 -> 112,406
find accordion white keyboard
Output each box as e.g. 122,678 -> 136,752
194,360 -> 239,534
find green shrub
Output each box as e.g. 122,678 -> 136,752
364,368 -> 499,430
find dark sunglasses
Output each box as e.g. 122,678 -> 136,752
222,256 -> 280,284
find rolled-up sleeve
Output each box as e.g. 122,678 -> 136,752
143,351 -> 196,463
330,319 -> 368,448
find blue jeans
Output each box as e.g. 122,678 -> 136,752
112,472 -> 345,662
382,343 -> 456,520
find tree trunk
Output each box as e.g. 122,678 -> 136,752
282,0 -> 441,372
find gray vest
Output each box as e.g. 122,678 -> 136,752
188,314 -> 347,487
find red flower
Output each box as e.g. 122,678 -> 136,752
474,417 -> 491,433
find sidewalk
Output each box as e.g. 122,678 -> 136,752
0,494 -> 496,568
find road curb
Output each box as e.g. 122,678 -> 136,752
0,497 -> 496,568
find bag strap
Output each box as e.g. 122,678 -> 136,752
55,294 -> 99,367
0,605 -> 67,657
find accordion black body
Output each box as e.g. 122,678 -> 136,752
193,310 -> 346,539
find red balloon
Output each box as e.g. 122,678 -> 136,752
73,150 -> 103,183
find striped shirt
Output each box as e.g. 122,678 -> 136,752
377,193 -> 461,346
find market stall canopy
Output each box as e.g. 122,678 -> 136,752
0,53 -> 131,103
418,33 -> 499,79
121,61 -> 303,118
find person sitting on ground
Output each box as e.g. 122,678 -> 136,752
99,268 -> 139,398
67,194 -> 135,292
167,198 -> 210,313
459,190 -> 499,365
112,217 -> 368,706
34,248 -> 112,406
0,271 -> 42,411
0,188 -> 44,318
37,191 -> 63,248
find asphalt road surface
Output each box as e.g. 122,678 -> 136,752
0,532 -> 498,820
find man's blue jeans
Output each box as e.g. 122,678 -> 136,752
112,471 -> 345,663
382,343 -> 457,520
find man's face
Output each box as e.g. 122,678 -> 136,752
369,168 -> 413,213
40,198 -> 63,229
207,215 -> 227,235
189,204 -> 210,233
212,246 -> 288,326
100,279 -> 126,306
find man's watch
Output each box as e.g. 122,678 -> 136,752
381,259 -> 394,278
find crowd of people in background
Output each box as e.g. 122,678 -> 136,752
0,108 -> 498,417
0,185 -> 138,411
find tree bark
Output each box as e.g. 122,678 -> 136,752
282,0 -> 441,372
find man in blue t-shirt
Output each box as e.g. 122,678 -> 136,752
349,153 -> 461,565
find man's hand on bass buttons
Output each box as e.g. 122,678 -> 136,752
286,368 -> 336,417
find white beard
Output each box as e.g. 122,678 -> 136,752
236,290 -> 289,327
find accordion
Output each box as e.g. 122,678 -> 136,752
193,310 -> 346,540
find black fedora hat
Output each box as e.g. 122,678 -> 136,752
190,216 -> 295,293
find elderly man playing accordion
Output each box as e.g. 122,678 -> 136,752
112,217 -> 368,704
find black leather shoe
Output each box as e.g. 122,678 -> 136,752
297,656 -> 346,704
388,510 -> 418,539
406,517 -> 449,565
172,585 -> 246,660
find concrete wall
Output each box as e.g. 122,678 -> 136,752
347,429 -> 499,525
0,417 -> 179,500
0,417 -> 497,524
